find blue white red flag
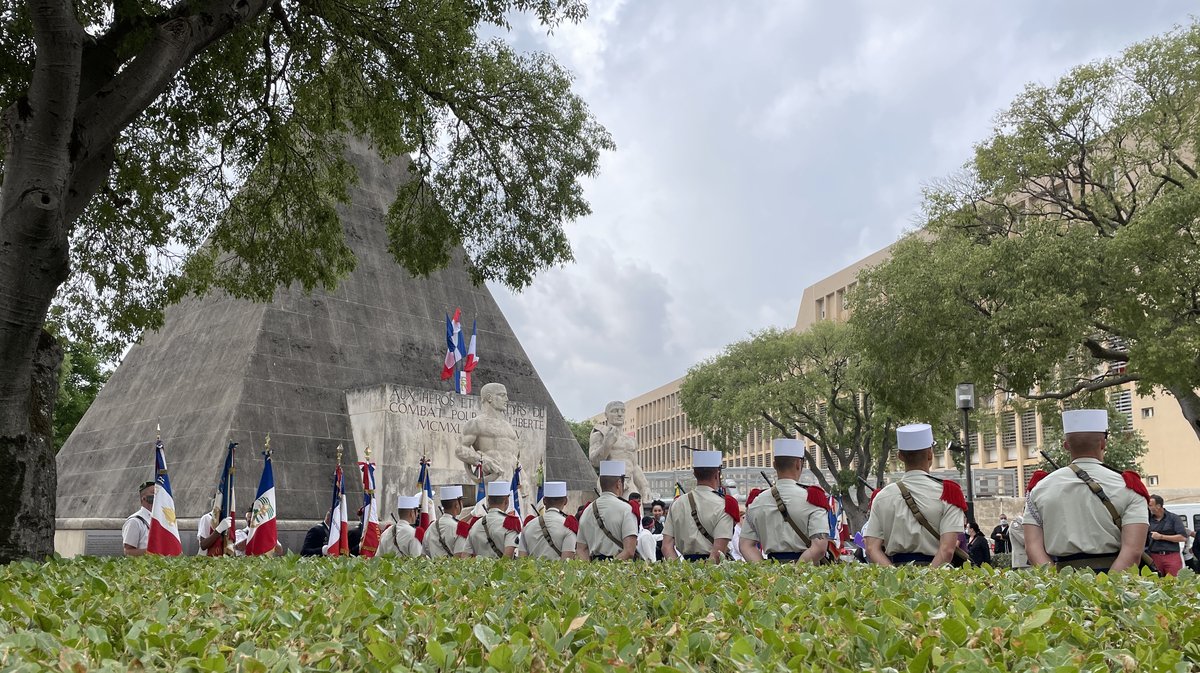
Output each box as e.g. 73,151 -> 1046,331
357,459 -> 381,557
147,433 -> 182,556
416,457 -> 435,529
213,441 -> 237,556
440,313 -> 456,380
245,447 -> 278,556
475,460 -> 486,505
324,461 -> 350,556
509,464 -> 523,518
464,320 -> 478,372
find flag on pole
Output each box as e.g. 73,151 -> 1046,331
245,439 -> 278,556
357,452 -> 381,558
416,457 -> 435,530
509,464 -> 523,518
214,441 -> 238,556
464,320 -> 478,372
535,462 -> 545,512
146,431 -> 182,556
440,308 -> 463,380
457,370 -> 472,394
324,450 -> 350,556
475,460 -> 486,504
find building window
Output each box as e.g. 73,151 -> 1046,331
1141,407 -> 1154,419
1020,409 -> 1038,457
983,433 -> 996,466
1148,475 -> 1159,486
1110,389 -> 1133,426
1002,412 -> 1017,460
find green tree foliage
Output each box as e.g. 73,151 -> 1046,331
680,322 -> 946,531
851,23 -> 1200,444
565,418 -> 593,455
0,0 -> 612,560
53,337 -> 112,451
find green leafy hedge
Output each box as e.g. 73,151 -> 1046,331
1,557 -> 1198,672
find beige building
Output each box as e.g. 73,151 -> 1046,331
600,243 -> 1200,501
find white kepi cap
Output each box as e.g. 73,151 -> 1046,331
438,484 -> 463,500
896,423 -> 934,451
693,450 -> 723,468
486,480 -> 510,497
396,494 -> 421,509
543,481 -> 568,498
772,438 -> 805,459
1063,409 -> 1107,434
599,460 -> 626,477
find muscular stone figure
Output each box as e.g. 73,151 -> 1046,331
590,401 -> 651,499
456,383 -> 532,511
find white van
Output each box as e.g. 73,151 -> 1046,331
1166,502 -> 1200,554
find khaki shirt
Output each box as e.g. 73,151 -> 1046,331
862,471 -> 965,556
577,493 -> 637,557
466,509 -> 518,558
1023,458 -> 1149,557
423,513 -> 467,558
1009,515 -> 1029,568
122,507 -> 151,551
741,479 -> 829,554
518,509 -> 578,559
663,486 -> 734,556
376,521 -> 422,558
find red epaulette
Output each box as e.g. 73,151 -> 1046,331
380,522 -> 393,534
1025,469 -> 1050,493
503,514 -> 522,533
940,480 -> 968,512
524,514 -> 536,526
1122,471 -> 1151,503
746,488 -> 764,506
868,488 -> 880,511
456,516 -> 478,538
564,515 -> 579,534
582,500 -> 593,511
723,494 -> 741,523
415,526 -> 426,543
629,500 -> 642,518
806,485 -> 830,510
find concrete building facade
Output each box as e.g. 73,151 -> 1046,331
601,243 -> 1200,503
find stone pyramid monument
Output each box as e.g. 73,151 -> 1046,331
55,138 -> 595,552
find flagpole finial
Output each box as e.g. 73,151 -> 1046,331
264,433 -> 272,457
364,444 -> 371,461
336,444 -> 344,464
155,423 -> 161,440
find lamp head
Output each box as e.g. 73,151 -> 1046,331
956,382 -> 975,411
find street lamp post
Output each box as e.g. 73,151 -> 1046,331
956,382 -> 976,525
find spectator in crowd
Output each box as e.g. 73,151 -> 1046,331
990,514 -> 1010,554
649,500 -> 667,533
1191,528 -> 1200,573
1183,528 -> 1196,573
636,516 -> 658,562
300,510 -> 332,557
1146,494 -> 1188,577
1009,514 -> 1030,569
967,521 -> 991,566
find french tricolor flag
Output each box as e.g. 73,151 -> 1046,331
245,448 -> 278,556
146,436 -> 182,556
323,462 -> 350,556
440,309 -> 463,380
464,320 -> 478,372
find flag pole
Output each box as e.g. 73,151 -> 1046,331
225,440 -> 237,555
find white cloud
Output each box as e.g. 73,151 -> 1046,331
493,2 -> 1195,419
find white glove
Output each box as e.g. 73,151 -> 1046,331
215,517 -> 233,534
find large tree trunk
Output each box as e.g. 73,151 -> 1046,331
1165,384 -> 1200,445
0,331 -> 63,563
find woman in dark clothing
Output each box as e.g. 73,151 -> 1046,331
967,521 -> 991,566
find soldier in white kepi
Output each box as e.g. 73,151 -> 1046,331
862,423 -> 968,567
1023,409 -> 1151,573
518,481 -> 579,559
577,461 -> 638,561
461,481 -> 521,558
377,494 -> 423,557
423,485 -> 468,558
740,439 -> 831,564
662,451 -> 740,563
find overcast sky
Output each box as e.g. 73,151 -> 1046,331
487,2 -> 1194,421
